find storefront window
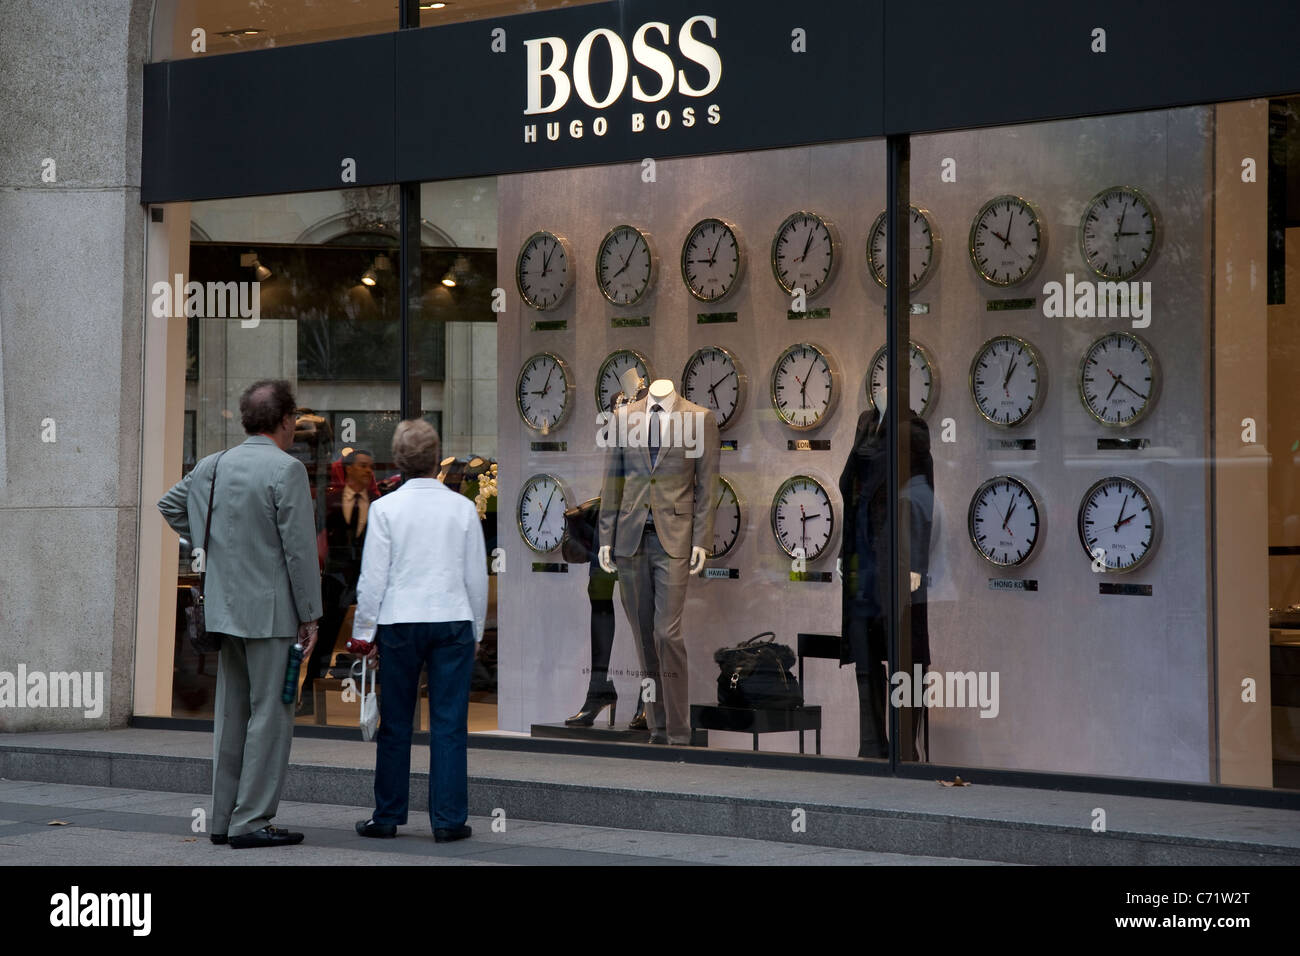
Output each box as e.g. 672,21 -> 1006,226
900,101 -> 1299,789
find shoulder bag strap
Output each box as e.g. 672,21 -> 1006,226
196,452 -> 227,601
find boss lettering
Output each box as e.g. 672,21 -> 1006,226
523,15 -> 722,141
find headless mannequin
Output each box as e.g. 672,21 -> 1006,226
838,385 -> 934,760
599,379 -> 709,576
567,367 -> 648,729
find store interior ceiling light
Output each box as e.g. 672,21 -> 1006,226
240,251 -> 272,281
217,28 -> 263,37
361,269 -> 378,287
441,269 -> 457,288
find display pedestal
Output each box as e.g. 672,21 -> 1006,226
530,722 -> 652,744
690,705 -> 822,754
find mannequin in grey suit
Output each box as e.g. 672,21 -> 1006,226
598,379 -> 719,744
158,380 -> 323,848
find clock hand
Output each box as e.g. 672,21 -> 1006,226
1117,379 -> 1147,399
1114,204 -> 1128,243
1002,357 -> 1018,390
709,233 -> 724,266
1116,513 -> 1138,529
1113,495 -> 1129,534
538,486 -> 558,528
541,243 -> 556,277
1116,231 -> 1141,237
1002,497 -> 1017,535
540,364 -> 555,397
1105,368 -> 1121,400
612,247 -> 633,279
1004,211 -> 1013,249
799,224 -> 815,263
989,227 -> 1009,245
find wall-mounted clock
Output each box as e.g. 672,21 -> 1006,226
708,475 -> 744,559
770,474 -> 835,561
968,475 -> 1042,568
969,195 -> 1044,287
515,230 -> 573,310
596,224 -> 656,306
515,351 -> 574,433
866,340 -> 938,419
770,342 -> 840,430
771,211 -> 839,298
596,348 -> 653,413
682,345 -> 746,431
1077,475 -> 1160,573
516,473 -> 572,553
970,334 -> 1045,428
681,217 -> 743,303
1079,186 -> 1158,280
867,205 -> 939,291
1078,331 -> 1159,427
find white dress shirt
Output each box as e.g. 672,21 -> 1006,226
352,477 -> 488,643
342,485 -> 369,536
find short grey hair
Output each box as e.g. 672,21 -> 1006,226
392,419 -> 440,476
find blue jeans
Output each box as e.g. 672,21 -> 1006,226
372,620 -> 475,830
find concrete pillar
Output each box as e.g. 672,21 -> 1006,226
0,0 -> 153,729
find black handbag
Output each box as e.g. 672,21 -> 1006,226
184,452 -> 227,655
714,632 -> 803,709
561,496 -> 600,564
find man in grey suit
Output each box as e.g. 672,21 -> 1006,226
159,379 -> 323,848
598,381 -> 719,745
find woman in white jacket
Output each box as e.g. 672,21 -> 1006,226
349,419 -> 487,843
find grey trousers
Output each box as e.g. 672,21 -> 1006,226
212,635 -> 296,836
617,530 -> 690,743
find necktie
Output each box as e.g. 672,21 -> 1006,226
649,404 -> 663,467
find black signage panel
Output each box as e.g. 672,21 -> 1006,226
142,35 -> 398,203
395,0 -> 882,182
885,0 -> 1300,134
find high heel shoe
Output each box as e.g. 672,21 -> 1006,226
627,695 -> 648,731
565,690 -> 617,727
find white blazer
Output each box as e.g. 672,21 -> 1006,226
352,477 -> 488,643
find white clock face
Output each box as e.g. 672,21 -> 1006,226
969,195 -> 1044,287
517,473 -> 570,553
682,346 -> 745,431
516,231 -> 572,310
1079,332 -> 1159,427
1079,186 -> 1158,280
970,335 -> 1044,427
771,211 -> 838,298
708,476 -> 743,559
867,205 -> 938,291
681,218 -> 742,303
1077,476 -> 1159,572
596,224 -> 655,306
771,475 -> 834,561
968,476 -> 1041,567
771,343 -> 839,430
596,349 -> 653,414
867,341 -> 938,418
515,352 -> 573,433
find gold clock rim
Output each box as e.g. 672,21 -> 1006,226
967,194 -> 1047,288
515,351 -> 575,433
968,333 -> 1047,429
966,474 -> 1043,568
515,472 -> 573,554
769,341 -> 841,431
1076,330 -> 1161,428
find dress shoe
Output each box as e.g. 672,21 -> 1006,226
228,825 -> 304,849
565,690 -> 616,727
355,819 -> 397,838
209,833 -> 228,845
433,824 -> 472,843
647,733 -> 667,744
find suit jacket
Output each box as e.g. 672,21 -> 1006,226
838,408 -> 934,667
322,482 -> 376,579
158,435 -> 323,639
598,395 -> 720,559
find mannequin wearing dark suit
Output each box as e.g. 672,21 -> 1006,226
299,449 -> 379,713
839,407 -> 934,759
